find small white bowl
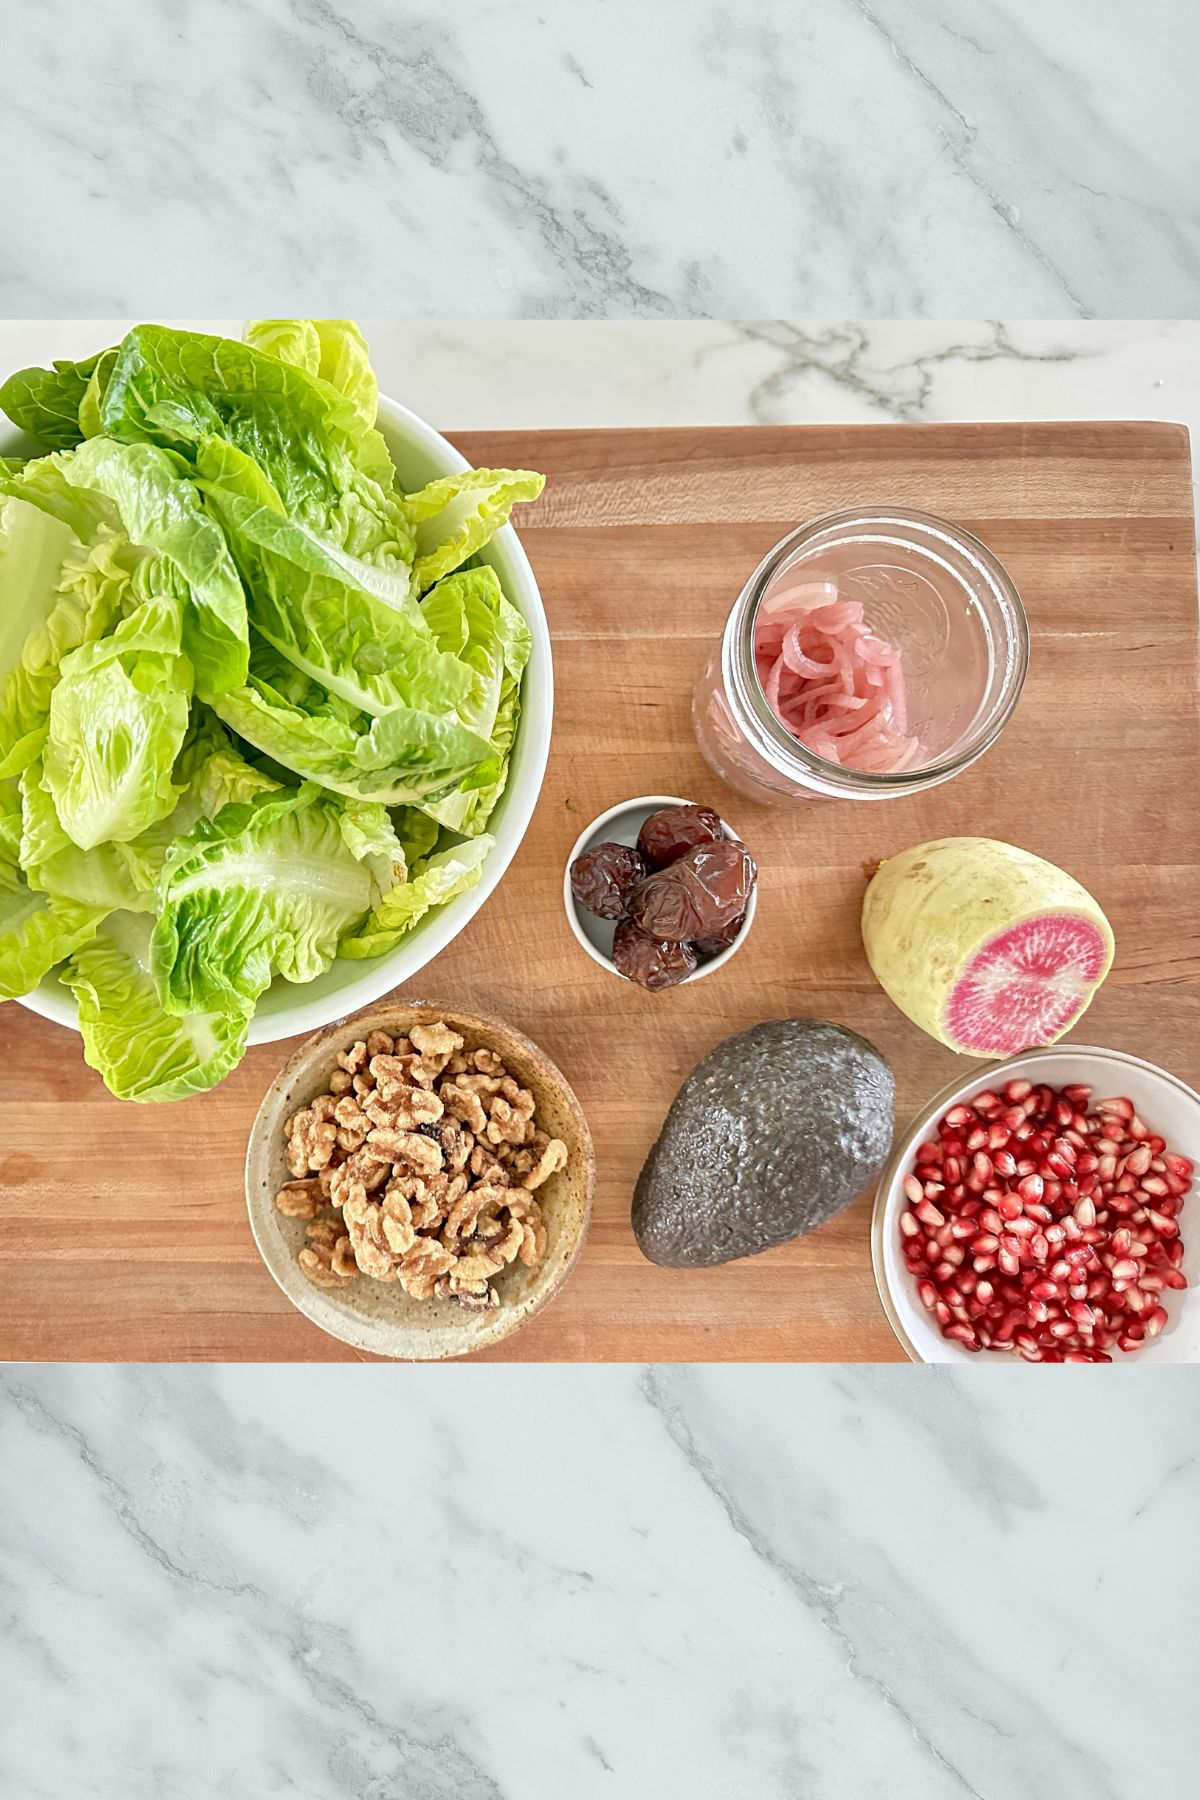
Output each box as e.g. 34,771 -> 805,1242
563,794 -> 757,986
872,1045 -> 1200,1364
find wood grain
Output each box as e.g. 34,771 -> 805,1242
2,421 -> 1196,1361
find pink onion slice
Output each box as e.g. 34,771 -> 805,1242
751,575 -> 922,772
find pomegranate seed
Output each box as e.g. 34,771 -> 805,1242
901,1081 -> 1187,1361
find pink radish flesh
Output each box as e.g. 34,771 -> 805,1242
944,915 -> 1111,1056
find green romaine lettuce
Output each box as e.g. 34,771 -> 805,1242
21,714 -> 276,911
244,319 -> 378,430
404,468 -> 544,591
339,837 -> 493,960
417,567 -> 532,834
0,347 -> 113,449
0,474 -> 135,778
55,436 -> 249,696
193,435 -> 483,719
0,318 -> 541,1102
0,854 -> 104,1000
45,588 -> 193,849
99,323 -> 410,569
63,910 -> 249,1102
151,783 -> 390,1017
210,636 -> 496,804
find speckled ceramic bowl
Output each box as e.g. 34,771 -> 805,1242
246,1001 -> 594,1359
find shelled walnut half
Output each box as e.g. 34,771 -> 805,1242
279,1024 -> 567,1311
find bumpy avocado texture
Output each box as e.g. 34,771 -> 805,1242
632,1019 -> 895,1268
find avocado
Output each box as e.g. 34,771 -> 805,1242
632,1019 -> 895,1268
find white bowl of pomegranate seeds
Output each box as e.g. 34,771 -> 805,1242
872,1047 -> 1198,1363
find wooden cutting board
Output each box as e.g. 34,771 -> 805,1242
2,420 -> 1197,1362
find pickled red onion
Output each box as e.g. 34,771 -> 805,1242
753,582 -> 921,772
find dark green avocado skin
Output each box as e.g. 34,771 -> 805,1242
632,1019 -> 895,1268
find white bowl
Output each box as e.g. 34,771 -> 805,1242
563,794 -> 757,985
8,392 -> 552,1046
872,1045 -> 1200,1364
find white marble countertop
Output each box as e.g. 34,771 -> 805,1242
3,5 -> 1198,317
4,319 -> 1196,526
4,318 -> 1197,493
2,1365 -> 1197,1798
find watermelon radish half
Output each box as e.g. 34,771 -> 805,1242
861,837 -> 1115,1056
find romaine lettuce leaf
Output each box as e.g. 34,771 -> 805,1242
0,347 -> 112,449
0,475 -> 135,779
392,806 -> 440,867
152,783 -> 385,1016
0,854 -> 104,1000
99,323 -> 410,570
55,436 -> 249,696
45,587 -> 193,849
416,569 -> 532,834
62,911 -> 249,1101
245,319 -> 378,430
404,468 -> 544,591
210,634 -> 495,804
339,837 -> 493,960
20,753 -> 160,912
193,435 -> 480,720
21,714 -> 276,911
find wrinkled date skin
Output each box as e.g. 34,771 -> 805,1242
694,911 -> 747,957
637,804 -> 724,870
612,919 -> 699,990
628,841 -> 757,944
570,841 -> 649,920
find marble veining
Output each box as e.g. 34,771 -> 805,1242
5,318 -> 1194,516
1,2 -> 1197,316
1,1366 -> 1197,1797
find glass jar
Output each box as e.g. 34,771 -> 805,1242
692,508 -> 1029,803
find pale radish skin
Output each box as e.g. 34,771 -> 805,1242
862,837 -> 1115,1056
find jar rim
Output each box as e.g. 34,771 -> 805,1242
729,507 -> 1030,795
